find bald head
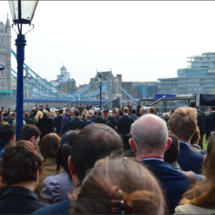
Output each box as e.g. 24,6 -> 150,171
132,114 -> 168,154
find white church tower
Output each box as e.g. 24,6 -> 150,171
57,64 -> 70,84
0,14 -> 11,91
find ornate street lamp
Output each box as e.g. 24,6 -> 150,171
0,62 -> 5,71
97,71 -> 103,110
8,0 -> 39,140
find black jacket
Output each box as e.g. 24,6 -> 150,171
106,116 -> 117,129
197,110 -> 206,134
54,115 -> 63,135
93,117 -> 106,124
38,116 -> 53,141
130,114 -> 138,121
92,115 -> 97,121
24,117 -> 34,125
118,115 -> 134,137
7,117 -> 15,125
70,118 -> 85,130
204,112 -> 215,139
0,186 -> 47,214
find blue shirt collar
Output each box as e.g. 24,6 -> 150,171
179,141 -> 191,148
140,158 -> 164,162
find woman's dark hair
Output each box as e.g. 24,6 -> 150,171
119,110 -> 123,117
57,144 -> 72,180
60,130 -> 79,146
40,133 -> 60,161
0,141 -> 43,186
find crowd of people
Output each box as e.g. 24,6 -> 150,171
0,100 -> 215,214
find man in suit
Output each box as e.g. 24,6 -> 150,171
106,108 -> 119,130
168,106 -> 204,174
85,114 -> 95,126
121,103 -> 125,111
139,107 -> 146,116
89,109 -> 97,121
54,109 -> 63,136
32,124 -> 123,215
8,112 -> 16,125
204,107 -> 215,139
93,110 -> 106,124
45,105 -> 50,112
24,112 -> 34,124
38,110 -> 53,141
136,102 -> 141,117
75,103 -> 79,109
130,108 -> 138,121
70,109 -> 85,130
118,107 -> 134,151
35,105 -> 38,111
60,108 -> 72,136
79,104 -> 83,115
127,101 -> 132,113
129,114 -> 191,214
29,108 -> 37,120
86,104 -> 90,111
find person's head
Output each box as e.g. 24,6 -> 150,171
191,126 -> 200,145
189,101 -> 197,109
70,158 -> 166,214
40,133 -> 60,161
164,131 -> 179,164
60,130 -> 79,146
2,117 -> 8,123
66,108 -> 72,116
112,108 -> 119,118
170,109 -> 175,116
12,112 -> 16,118
68,124 -> 123,185
131,108 -> 136,115
0,124 -> 15,143
58,109 -> 63,115
103,110 -> 109,117
97,110 -> 102,117
42,109 -> 48,117
0,141 -> 43,191
34,111 -> 43,122
49,110 -> 56,117
20,125 -> 41,146
74,109 -> 80,117
32,107 -> 36,111
168,107 -> 197,143
139,107 -> 146,116
82,110 -> 88,117
88,109 -> 94,117
162,113 -> 168,119
94,111 -> 98,116
208,107 -> 215,114
123,107 -> 129,114
129,114 -> 171,160
148,107 -> 156,114
85,114 -> 91,121
24,112 -> 29,118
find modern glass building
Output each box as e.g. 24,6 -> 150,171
178,52 -> 215,78
159,53 -> 215,95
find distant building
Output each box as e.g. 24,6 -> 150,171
159,53 -> 215,95
0,15 -> 11,92
57,65 -> 70,85
68,78 -> 76,94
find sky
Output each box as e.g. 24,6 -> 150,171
1,1 -> 215,86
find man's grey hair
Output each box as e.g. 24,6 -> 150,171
85,114 -> 91,120
132,115 -> 168,153
43,110 -> 48,116
89,109 -> 94,116
140,107 -> 146,113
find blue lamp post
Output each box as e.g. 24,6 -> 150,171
8,0 -> 39,140
97,71 -> 103,110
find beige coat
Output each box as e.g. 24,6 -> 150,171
175,204 -> 215,214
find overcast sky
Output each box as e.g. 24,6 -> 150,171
1,1 -> 215,86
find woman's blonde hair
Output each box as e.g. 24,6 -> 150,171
34,111 -> 43,123
49,110 -> 56,117
70,157 -> 166,214
82,110 -> 88,117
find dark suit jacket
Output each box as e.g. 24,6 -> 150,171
197,110 -> 205,134
38,116 -> 53,140
24,117 -> 34,124
8,117 -> 15,125
70,118 -> 85,130
92,115 -> 97,121
93,117 -> 106,124
54,115 -> 63,135
130,114 -> 138,121
178,142 -> 203,174
197,112 -> 203,135
118,115 -> 134,137
106,116 -> 117,129
60,114 -> 71,134
0,186 -> 47,214
204,112 -> 215,139
142,160 -> 190,214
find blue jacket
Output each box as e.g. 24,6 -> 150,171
32,199 -> 71,215
85,120 -> 95,126
60,114 -> 71,134
178,142 -> 203,174
204,112 -> 215,139
142,160 -> 190,214
0,141 -> 9,158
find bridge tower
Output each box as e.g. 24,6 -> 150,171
0,15 -> 11,91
